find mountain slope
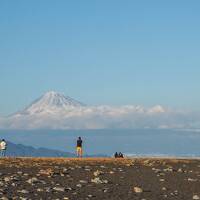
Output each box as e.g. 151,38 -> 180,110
5,141 -> 108,158
6,141 -> 75,157
19,91 -> 85,115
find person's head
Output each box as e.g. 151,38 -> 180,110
2,139 -> 5,142
78,137 -> 81,140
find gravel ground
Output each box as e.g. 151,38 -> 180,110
0,157 -> 200,200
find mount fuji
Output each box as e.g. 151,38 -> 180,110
0,91 -> 197,130
19,91 -> 85,115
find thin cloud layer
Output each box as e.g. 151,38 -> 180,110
0,105 -> 199,130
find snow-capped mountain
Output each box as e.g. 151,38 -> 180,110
0,91 -> 198,130
19,91 -> 85,115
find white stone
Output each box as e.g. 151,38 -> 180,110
53,187 -> 65,192
193,195 -> 200,200
133,187 -> 143,193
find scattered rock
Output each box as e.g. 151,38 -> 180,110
0,197 -> 9,200
79,180 -> 88,184
91,177 -> 108,184
27,177 -> 39,184
4,177 -> 11,182
178,168 -> 183,173
37,188 -> 44,192
93,170 -> 103,177
133,187 -> 143,193
53,187 -> 65,192
76,184 -> 82,188
11,183 -> 17,187
19,198 -> 28,200
193,195 -> 200,200
39,169 -> 53,176
163,168 -> 173,172
18,189 -> 29,194
66,187 -> 73,191
188,178 -> 197,182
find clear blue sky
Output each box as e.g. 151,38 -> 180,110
0,1 -> 200,116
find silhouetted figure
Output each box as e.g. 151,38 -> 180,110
119,152 -> 124,158
114,152 -> 119,158
76,137 -> 83,158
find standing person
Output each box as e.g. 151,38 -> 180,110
76,137 -> 83,158
0,139 -> 7,157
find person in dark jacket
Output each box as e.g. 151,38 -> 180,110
76,137 -> 83,158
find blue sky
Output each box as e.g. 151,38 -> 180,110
0,1 -> 200,116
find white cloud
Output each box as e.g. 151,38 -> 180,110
0,105 -> 199,130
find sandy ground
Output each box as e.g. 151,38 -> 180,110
0,157 -> 200,200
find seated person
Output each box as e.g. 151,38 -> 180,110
118,152 -> 124,158
114,152 -> 119,158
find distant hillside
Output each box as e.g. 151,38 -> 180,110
4,141 -> 108,158
6,141 -> 76,157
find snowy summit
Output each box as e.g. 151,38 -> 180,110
21,91 -> 85,115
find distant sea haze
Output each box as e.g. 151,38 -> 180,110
0,129 -> 200,157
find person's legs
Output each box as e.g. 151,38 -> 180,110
3,150 -> 6,157
77,147 -> 83,158
80,148 -> 83,157
1,150 -> 5,157
77,147 -> 80,157
76,147 -> 79,157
